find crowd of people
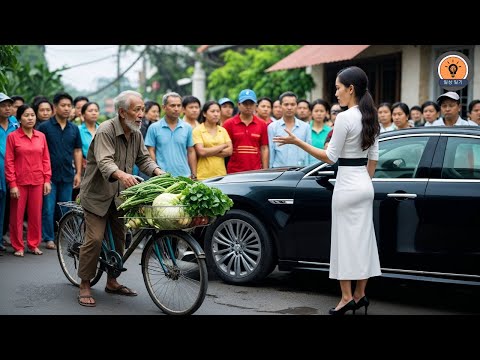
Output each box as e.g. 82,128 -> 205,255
0,87 -> 478,259
1,68 -> 480,314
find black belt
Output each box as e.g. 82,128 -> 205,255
338,158 -> 368,166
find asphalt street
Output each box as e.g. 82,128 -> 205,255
1,243 -> 480,316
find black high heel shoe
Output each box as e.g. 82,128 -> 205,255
328,299 -> 356,315
354,296 -> 370,315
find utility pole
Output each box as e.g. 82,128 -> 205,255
141,45 -> 149,95
117,45 -> 121,94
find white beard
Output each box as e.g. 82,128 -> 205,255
125,115 -> 141,132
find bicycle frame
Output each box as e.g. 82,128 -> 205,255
56,201 -> 209,315
100,223 -> 182,277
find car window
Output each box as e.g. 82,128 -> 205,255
442,137 -> 480,179
374,137 -> 429,179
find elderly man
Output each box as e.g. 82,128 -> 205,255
77,90 -> 165,307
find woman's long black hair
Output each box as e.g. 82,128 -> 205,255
337,66 -> 379,150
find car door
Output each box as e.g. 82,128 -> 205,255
290,163 -> 335,263
372,134 -> 438,271
291,134 -> 437,270
418,134 -> 480,276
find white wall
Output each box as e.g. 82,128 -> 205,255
473,46 -> 480,100
310,64 -> 324,101
401,46 -> 421,106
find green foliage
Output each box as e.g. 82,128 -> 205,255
144,45 -> 197,97
17,45 -> 47,67
97,114 -> 108,123
207,45 -> 314,101
6,62 -> 64,104
0,45 -> 20,93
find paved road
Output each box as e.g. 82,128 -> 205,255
1,244 -> 479,315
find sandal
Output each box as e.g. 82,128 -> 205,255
77,295 -> 96,307
29,248 -> 43,255
45,241 -> 57,250
13,251 -> 24,257
105,285 -> 138,296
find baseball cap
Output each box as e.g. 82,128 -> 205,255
437,91 -> 460,103
238,89 -> 257,104
218,97 -> 234,106
0,92 -> 13,104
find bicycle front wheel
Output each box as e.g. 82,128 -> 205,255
141,231 -> 208,315
56,211 -> 104,287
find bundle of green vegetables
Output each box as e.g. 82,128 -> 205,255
119,173 -> 233,230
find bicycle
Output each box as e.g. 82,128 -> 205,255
55,201 -> 211,315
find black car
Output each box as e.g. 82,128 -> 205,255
199,126 -> 480,285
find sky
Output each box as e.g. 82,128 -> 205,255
44,45 -> 143,93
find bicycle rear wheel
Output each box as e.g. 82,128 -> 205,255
56,211 -> 104,287
141,231 -> 208,315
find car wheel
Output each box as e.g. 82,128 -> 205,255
204,209 -> 275,284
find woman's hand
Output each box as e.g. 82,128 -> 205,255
44,182 -> 51,196
273,128 -> 298,146
10,187 -> 20,199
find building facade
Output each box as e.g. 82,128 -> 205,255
268,45 -> 480,117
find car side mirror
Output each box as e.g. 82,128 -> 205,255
315,166 -> 336,190
382,158 -> 406,169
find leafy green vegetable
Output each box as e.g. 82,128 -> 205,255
180,182 -> 233,217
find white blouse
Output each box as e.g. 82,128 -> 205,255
326,106 -> 379,163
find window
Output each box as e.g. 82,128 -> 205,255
324,53 -> 401,106
374,137 -> 429,179
442,137 -> 480,179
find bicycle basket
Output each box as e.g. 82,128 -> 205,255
123,205 -> 215,231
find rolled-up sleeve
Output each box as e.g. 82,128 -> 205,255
93,131 -> 119,181
325,114 -> 348,163
367,135 -> 379,161
136,135 -> 160,176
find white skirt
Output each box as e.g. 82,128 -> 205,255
329,165 -> 381,280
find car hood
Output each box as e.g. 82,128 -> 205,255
203,167 -> 294,184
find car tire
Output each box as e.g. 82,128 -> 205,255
204,209 -> 275,284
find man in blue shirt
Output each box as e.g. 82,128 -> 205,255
268,91 -> 311,167
0,93 -> 19,253
145,92 -> 197,178
38,92 -> 83,250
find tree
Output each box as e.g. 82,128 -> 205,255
207,45 -> 314,101
7,62 -> 64,104
17,45 -> 47,67
123,45 -> 199,98
0,45 -> 19,93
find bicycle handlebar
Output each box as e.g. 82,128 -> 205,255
132,175 -> 144,183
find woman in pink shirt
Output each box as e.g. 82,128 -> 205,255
5,105 -> 52,257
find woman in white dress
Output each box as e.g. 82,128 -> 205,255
273,66 -> 381,315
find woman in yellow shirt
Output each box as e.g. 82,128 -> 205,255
193,101 -> 233,180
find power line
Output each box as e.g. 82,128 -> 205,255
56,54 -> 116,71
86,46 -> 148,97
47,46 -> 117,52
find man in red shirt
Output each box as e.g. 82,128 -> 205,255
222,89 -> 269,173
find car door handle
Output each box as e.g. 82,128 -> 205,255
387,193 -> 417,199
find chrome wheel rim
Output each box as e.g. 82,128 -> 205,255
211,219 -> 261,278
